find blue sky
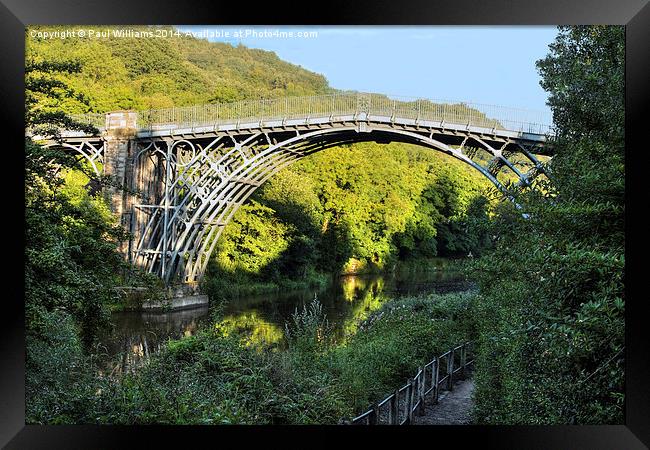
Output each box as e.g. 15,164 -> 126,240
177,26 -> 557,116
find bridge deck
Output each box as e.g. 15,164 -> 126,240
60,92 -> 553,151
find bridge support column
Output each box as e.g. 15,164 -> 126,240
100,111 -> 207,307
102,111 -> 138,257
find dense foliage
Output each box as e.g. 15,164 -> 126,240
206,142 -> 493,298
469,25 -> 625,424
25,58 -> 126,422
27,26 -> 331,112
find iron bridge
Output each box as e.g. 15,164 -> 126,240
46,92 -> 554,286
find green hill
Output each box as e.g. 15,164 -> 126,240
27,25 -> 331,112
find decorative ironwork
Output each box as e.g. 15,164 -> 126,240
45,140 -> 105,176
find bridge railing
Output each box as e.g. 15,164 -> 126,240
344,340 -> 475,425
68,112 -> 108,130
63,93 -> 553,136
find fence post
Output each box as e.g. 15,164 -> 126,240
447,348 -> 455,391
460,344 -> 467,379
433,357 -> 439,404
391,389 -> 400,425
418,366 -> 425,415
406,379 -> 414,424
369,402 -> 379,425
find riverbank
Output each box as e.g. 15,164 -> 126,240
28,290 -> 478,424
202,267 -> 331,302
107,257 -> 470,314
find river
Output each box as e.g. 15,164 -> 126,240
97,263 -> 474,375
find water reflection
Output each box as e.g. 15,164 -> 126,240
98,306 -> 210,375
217,311 -> 284,348
99,268 -> 473,374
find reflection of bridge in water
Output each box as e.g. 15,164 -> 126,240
99,306 -> 209,375
48,93 -> 554,286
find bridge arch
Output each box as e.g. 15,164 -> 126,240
132,124 -> 544,284
43,140 -> 104,177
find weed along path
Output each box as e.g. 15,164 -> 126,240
413,379 -> 475,425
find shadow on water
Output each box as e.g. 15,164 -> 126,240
98,263 -> 474,374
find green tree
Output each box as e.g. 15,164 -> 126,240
469,25 -> 624,424
25,51 -> 130,423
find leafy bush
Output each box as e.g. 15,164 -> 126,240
26,311 -> 103,424
468,25 -> 624,424
93,326 -> 351,424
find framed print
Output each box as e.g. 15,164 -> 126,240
2,0 -> 648,447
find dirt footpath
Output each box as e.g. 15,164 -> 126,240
413,379 -> 474,425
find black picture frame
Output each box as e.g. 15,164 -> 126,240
2,0 -> 648,447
